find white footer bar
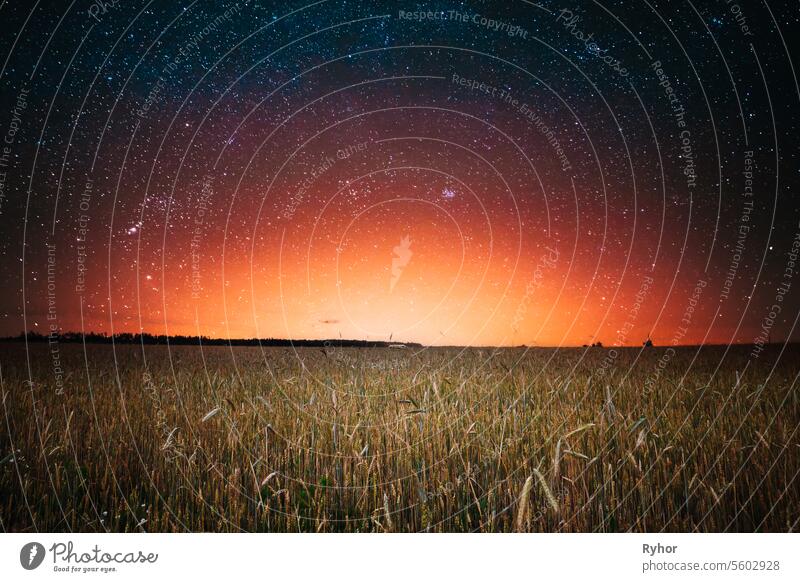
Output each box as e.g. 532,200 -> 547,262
1,533 -> 797,581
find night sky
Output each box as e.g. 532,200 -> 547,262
1,0 -> 799,347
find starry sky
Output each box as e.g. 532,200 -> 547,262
0,0 -> 799,347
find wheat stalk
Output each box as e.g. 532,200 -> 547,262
515,476 -> 534,531
533,468 -> 560,514
201,407 -> 220,422
552,438 -> 562,487
383,493 -> 394,532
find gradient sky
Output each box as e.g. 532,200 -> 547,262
1,0 -> 798,346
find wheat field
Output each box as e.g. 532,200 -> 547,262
1,342 -> 798,532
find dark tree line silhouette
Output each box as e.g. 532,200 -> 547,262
2,331 -> 422,348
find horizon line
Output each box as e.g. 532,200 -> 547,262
1,330 -> 792,350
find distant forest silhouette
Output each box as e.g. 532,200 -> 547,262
2,332 -> 792,350
3,331 -> 423,348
